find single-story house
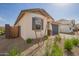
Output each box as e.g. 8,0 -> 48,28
14,8 -> 58,40
57,19 -> 75,34
74,23 -> 79,34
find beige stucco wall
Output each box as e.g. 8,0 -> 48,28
15,12 -> 52,40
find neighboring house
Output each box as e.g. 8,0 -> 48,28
74,24 -> 79,30
14,8 -> 54,40
57,19 -> 75,33
74,24 -> 79,34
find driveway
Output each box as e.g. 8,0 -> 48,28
0,35 -> 45,56
0,35 -> 28,55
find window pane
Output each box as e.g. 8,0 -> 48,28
32,17 -> 43,30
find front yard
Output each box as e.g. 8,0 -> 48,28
0,35 -> 45,56
27,34 -> 79,56
20,34 -> 79,56
0,33 -> 79,56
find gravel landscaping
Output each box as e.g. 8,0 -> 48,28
0,33 -> 79,56
0,35 -> 45,56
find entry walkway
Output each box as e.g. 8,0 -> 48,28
20,36 -> 55,56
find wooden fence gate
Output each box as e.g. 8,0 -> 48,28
5,24 -> 20,39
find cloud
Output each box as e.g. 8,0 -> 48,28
0,16 -> 6,22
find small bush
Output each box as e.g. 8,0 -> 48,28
45,47 -> 50,56
71,38 -> 79,46
44,35 -> 48,40
50,44 -> 63,56
54,34 -> 61,43
0,30 -> 5,36
45,42 -> 63,56
26,38 -> 32,44
64,39 -> 73,51
45,44 -> 63,56
8,48 -> 20,56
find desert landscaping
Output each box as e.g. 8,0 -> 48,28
0,31 -> 79,56
0,7 -> 79,56
0,8 -> 79,56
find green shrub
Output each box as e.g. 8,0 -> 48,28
71,38 -> 79,46
44,35 -> 48,40
45,42 -> 63,56
45,47 -> 50,56
26,38 -> 32,44
54,34 -> 61,43
45,40 -> 51,56
50,44 -> 63,56
8,48 -> 20,56
0,30 -> 5,36
64,39 -> 73,51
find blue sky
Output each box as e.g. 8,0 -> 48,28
0,3 -> 79,26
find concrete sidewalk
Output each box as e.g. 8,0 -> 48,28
20,40 -> 45,56
20,36 -> 54,56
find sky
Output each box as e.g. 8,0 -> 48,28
0,3 -> 79,26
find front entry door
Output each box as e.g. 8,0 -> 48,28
52,25 -> 58,35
